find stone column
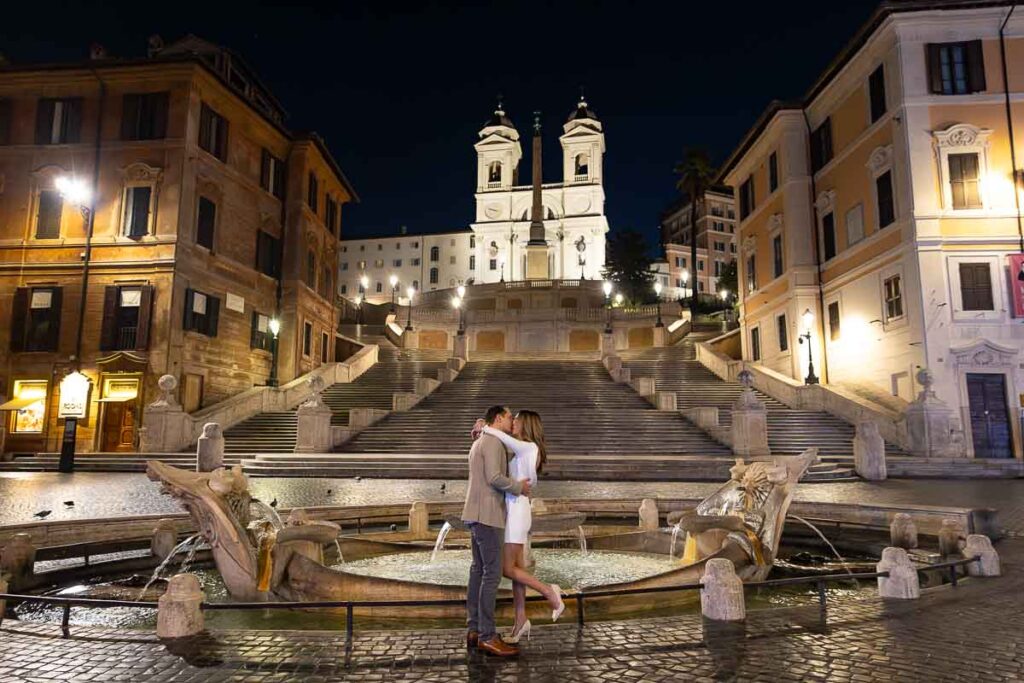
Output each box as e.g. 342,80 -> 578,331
453,334 -> 469,361
853,420 -> 886,481
938,519 -> 964,557
964,534 -> 1000,577
876,547 -> 919,599
638,499 -> 659,530
700,558 -> 745,621
157,573 -> 205,639
0,533 -> 35,590
196,423 -> 224,472
730,370 -> 769,457
140,375 -> 190,453
295,376 -> 333,453
889,513 -> 918,549
408,501 -> 429,539
601,332 -> 615,359
151,519 -> 179,561
903,368 -> 964,457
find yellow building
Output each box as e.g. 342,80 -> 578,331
720,0 -> 1024,459
0,36 -> 355,455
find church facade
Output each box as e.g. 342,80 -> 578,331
339,98 -> 609,304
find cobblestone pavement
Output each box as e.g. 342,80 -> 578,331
1,472 -> 1024,533
1,541 -> 1022,681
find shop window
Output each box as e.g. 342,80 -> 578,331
9,380 -> 48,433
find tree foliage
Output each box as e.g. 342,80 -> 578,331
716,259 -> 738,298
673,147 -> 715,316
602,228 -> 654,304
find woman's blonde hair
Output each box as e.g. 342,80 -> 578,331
515,410 -> 547,474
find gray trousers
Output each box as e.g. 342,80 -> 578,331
466,522 -> 503,641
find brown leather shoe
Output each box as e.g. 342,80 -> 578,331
477,636 -> 519,657
467,630 -> 479,648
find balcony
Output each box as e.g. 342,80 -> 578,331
116,326 -> 138,350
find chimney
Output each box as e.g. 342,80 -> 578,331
89,43 -> 107,60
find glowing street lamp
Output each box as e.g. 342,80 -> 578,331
653,281 -> 664,328
602,281 -> 614,333
405,286 -> 416,331
267,317 -> 281,387
56,176 -> 92,210
389,274 -> 399,313
680,269 -> 691,303
355,294 -> 364,325
456,285 -> 467,335
798,307 -> 820,385
452,295 -> 465,335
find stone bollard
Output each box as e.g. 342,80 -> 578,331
730,395 -> 770,457
613,368 -> 631,384
196,423 -> 224,472
964,534 -> 1000,577
453,334 -> 469,361
415,377 -> 441,396
938,519 -> 964,557
638,499 -> 659,530
604,356 -> 623,374
157,573 -> 205,639
601,332 -> 615,359
655,391 -> 677,412
437,367 -> 458,383
392,392 -> 423,412
889,513 -> 918,549
634,377 -> 656,397
408,501 -> 429,539
151,519 -> 179,561
853,420 -> 887,481
700,558 -> 745,621
876,547 -> 920,599
447,357 -> 466,373
0,533 -> 36,590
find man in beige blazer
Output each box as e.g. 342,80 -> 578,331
462,405 -> 531,657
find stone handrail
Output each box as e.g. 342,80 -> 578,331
694,330 -> 909,450
141,344 -> 379,453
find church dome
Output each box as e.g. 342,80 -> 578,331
484,103 -> 515,130
567,96 -> 598,123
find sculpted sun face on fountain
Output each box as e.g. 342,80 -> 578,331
208,465 -> 248,496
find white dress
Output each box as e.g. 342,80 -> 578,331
483,426 -> 537,544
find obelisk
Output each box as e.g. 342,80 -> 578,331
525,111 -> 550,280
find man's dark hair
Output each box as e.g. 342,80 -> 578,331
484,405 -> 509,425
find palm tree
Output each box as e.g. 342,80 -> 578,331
674,148 -> 714,320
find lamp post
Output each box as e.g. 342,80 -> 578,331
267,317 -> 281,387
389,274 -> 399,313
680,269 -> 691,309
653,281 -> 664,327
798,307 -> 820,385
456,285 -> 467,335
452,295 -> 464,335
355,294 -> 363,325
405,286 -> 415,331
499,259 -> 506,283
603,281 -> 613,334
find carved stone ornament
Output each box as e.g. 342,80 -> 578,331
866,145 -> 893,174
766,213 -> 783,233
814,189 -> 837,213
150,374 -> 180,409
949,339 -> 1018,369
933,123 -> 992,149
741,235 -> 756,254
122,162 -> 163,183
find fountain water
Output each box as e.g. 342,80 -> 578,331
137,534 -> 199,599
430,522 -> 453,563
179,538 -> 202,574
576,526 -> 588,555
334,540 -> 345,565
669,523 -> 683,559
789,514 -> 854,576
252,500 -> 283,530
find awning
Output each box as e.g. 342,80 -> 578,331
96,395 -> 134,403
0,397 -> 44,411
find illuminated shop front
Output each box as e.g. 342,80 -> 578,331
1,380 -> 49,433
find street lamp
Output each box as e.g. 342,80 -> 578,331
798,307 -> 820,385
355,294 -> 363,325
681,269 -> 691,305
602,281 -> 613,334
405,286 -> 415,331
56,176 -> 92,210
389,274 -> 399,313
267,317 -> 281,387
499,259 -> 506,283
456,285 -> 467,335
452,295 -> 465,335
653,281 -> 664,328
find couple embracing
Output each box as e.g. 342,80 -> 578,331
461,405 -> 566,657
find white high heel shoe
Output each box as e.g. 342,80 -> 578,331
506,619 -> 532,643
550,584 -> 566,622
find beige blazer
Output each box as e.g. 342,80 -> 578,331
461,431 -> 524,528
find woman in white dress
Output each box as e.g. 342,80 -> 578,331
478,410 -> 565,643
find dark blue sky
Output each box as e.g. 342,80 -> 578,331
2,0 -> 880,247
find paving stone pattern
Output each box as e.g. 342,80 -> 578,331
1,543 -> 1023,681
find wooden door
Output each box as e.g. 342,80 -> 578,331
182,374 -> 204,413
101,401 -> 137,452
966,373 -> 1013,458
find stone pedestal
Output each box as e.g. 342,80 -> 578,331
634,377 -> 656,397
526,244 -> 550,279
613,367 -> 631,384
415,377 -> 441,396
151,519 -> 179,560
904,368 -> 964,457
876,547 -> 920,599
453,335 -> 469,361
348,408 -> 390,431
638,499 -> 659,530
1,533 -> 36,590
683,407 -> 720,431
938,519 -> 964,557
295,404 -> 332,452
157,573 -> 205,639
447,358 -> 466,373
890,513 -> 918,549
604,355 -> 622,374
730,373 -> 769,457
853,421 -> 887,481
700,558 -> 745,621
964,534 -> 1000,576
196,423 -> 224,472
409,502 -> 429,539
141,375 -> 190,453
655,391 -> 677,412
401,329 -> 419,349
437,368 -> 459,383
601,333 -> 616,359
653,325 -> 667,348
392,392 -> 423,412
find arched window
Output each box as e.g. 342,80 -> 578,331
412,280 -> 419,290
430,246 -> 439,262
488,161 -> 502,183
575,153 -> 589,178
429,268 -> 439,284
306,250 -> 316,287
546,208 -> 555,220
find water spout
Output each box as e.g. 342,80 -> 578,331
576,525 -> 588,555
334,539 -> 345,565
430,522 -> 453,563
669,523 -> 683,559
252,500 -> 284,530
789,515 -> 855,577
137,534 -> 199,600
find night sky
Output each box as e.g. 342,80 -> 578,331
2,0 -> 881,248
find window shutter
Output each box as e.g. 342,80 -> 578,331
199,105 -> 211,150
45,288 -> 62,351
9,287 -> 28,351
121,94 -> 140,140
36,190 -> 62,239
255,230 -> 264,270
926,44 -> 944,94
63,98 -> 83,144
260,150 -> 271,190
99,286 -> 119,350
250,311 -> 259,348
135,285 -> 153,350
35,99 -> 54,144
273,159 -> 285,200
966,40 -> 986,92
183,288 -> 195,330
272,234 -> 282,278
217,118 -> 229,161
151,92 -> 169,139
129,186 -> 151,237
207,296 -> 220,337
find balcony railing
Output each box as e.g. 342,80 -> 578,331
115,326 -> 137,350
